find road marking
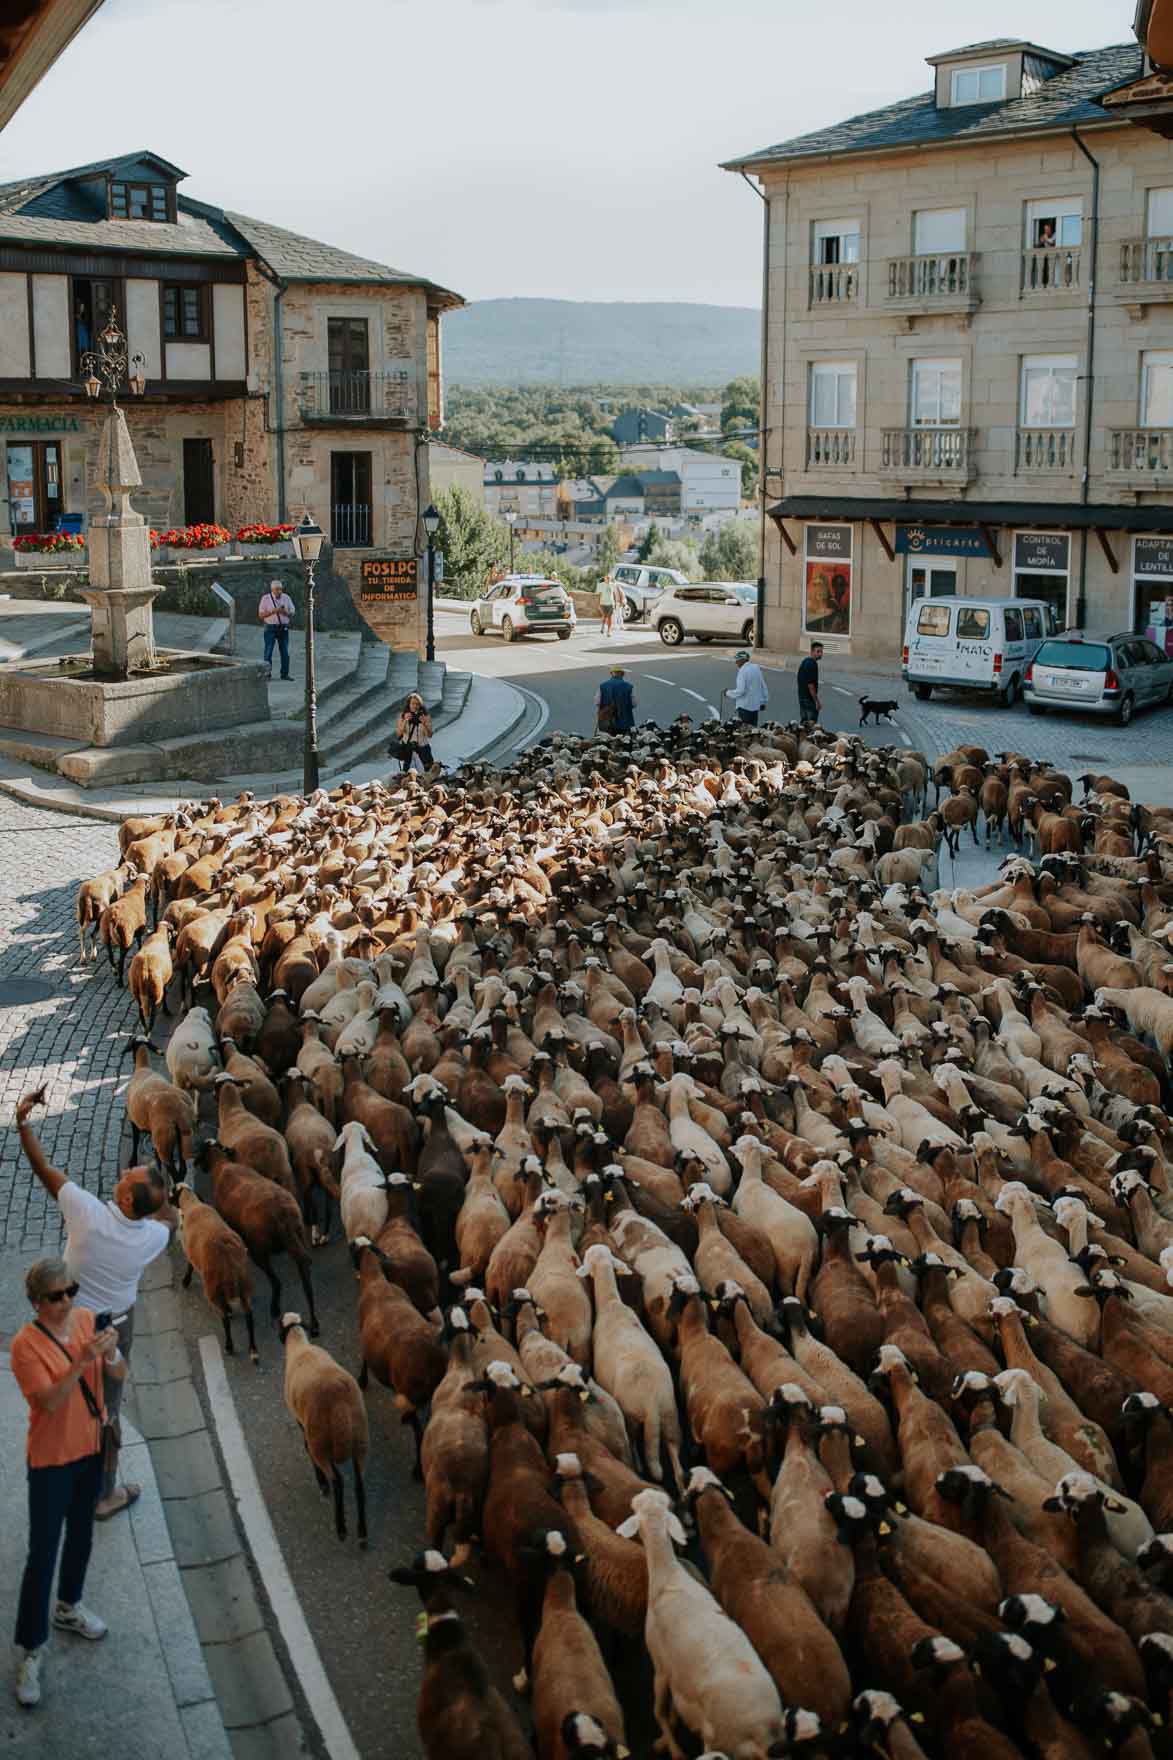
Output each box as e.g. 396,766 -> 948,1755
645,675 -> 676,686
832,686 -> 854,696
680,688 -> 707,701
199,1336 -> 362,1760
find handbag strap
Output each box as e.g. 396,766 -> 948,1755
34,1321 -> 103,1424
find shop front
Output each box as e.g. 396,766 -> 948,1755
0,415 -> 84,536
1135,536 -> 1173,653
1012,531 -> 1070,628
895,523 -> 991,620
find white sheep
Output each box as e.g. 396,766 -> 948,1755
165,1005 -> 219,1093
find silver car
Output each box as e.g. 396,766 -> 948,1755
1024,631 -> 1173,725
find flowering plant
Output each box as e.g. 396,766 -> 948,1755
154,523 -> 231,551
12,531 -> 86,553
236,523 -> 295,546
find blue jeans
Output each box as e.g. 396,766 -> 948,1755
15,1452 -> 102,1651
737,708 -> 760,726
263,625 -> 290,678
798,689 -> 818,724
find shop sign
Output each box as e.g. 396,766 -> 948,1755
804,523 -> 852,637
360,557 -> 418,603
0,416 -> 81,434
1135,536 -> 1173,578
895,524 -> 990,558
1014,532 -> 1069,573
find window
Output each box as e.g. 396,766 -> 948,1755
916,604 -> 951,637
162,283 -> 207,341
73,278 -> 115,363
1037,638 -> 1110,669
110,181 -> 169,222
1027,198 -> 1082,248
1021,355 -> 1078,427
956,607 -> 991,640
1021,606 -> 1042,641
1149,189 -> 1173,237
813,219 -> 861,265
1003,606 -> 1024,643
327,317 -> 370,414
809,361 -> 857,428
950,62 -> 1007,104
911,358 -> 962,427
913,208 -> 967,255
1142,352 -> 1173,427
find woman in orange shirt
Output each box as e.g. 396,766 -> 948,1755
10,1257 -> 124,1710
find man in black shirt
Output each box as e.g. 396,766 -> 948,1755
796,642 -> 823,725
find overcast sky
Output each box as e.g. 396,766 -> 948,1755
1,0 -> 1131,308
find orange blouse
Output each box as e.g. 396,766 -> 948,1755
10,1308 -> 104,1468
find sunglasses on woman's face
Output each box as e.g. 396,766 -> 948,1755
42,1283 -> 79,1303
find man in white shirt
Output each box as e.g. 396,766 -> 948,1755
729,649 -> 769,726
16,1088 -> 174,1520
258,580 -> 295,681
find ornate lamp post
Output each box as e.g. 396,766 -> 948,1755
423,502 -> 440,665
80,308 -> 147,409
291,510 -> 325,793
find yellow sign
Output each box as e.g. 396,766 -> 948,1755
360,557 -> 418,603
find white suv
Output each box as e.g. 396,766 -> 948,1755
469,575 -> 576,642
654,582 -> 758,646
610,564 -> 688,622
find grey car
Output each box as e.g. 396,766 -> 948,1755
1024,631 -> 1173,725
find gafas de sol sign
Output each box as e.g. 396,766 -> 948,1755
360,557 -> 418,603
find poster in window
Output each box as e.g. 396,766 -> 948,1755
804,524 -> 852,636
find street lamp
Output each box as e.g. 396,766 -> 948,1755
505,508 -> 517,574
423,502 -> 441,666
291,510 -> 325,794
79,307 -> 146,408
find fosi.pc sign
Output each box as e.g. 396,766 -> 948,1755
360,557 -> 418,603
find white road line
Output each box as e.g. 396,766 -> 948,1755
199,1336 -> 362,1760
705,703 -> 719,719
832,686 -> 854,696
680,688 -> 707,701
644,675 -> 676,686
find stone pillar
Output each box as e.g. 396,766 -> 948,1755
79,406 -> 161,680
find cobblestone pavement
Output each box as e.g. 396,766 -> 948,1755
0,797 -> 123,1249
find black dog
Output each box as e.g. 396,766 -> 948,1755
859,696 -> 899,727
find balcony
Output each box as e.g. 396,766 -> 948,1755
331,504 -> 372,548
1020,246 -> 1082,295
805,428 -> 857,470
880,427 -> 977,482
298,369 -> 412,423
885,252 -> 980,321
1108,427 -> 1173,480
809,261 -> 860,308
1016,428 -> 1077,474
1119,237 -> 1173,312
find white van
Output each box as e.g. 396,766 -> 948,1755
901,595 -> 1059,706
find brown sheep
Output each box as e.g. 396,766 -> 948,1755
175,1183 -> 257,1360
280,1315 -> 368,1544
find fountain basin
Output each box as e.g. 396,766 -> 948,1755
0,650 -> 269,748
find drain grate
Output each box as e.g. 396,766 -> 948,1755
0,976 -> 58,1007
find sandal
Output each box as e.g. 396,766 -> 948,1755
95,1484 -> 141,1522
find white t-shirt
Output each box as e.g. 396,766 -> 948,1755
57,1181 -> 170,1313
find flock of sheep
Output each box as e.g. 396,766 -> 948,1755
74,716 -> 1173,1760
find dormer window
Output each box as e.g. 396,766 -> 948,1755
950,62 -> 1006,105
110,180 -> 170,222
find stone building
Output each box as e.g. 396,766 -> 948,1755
0,151 -> 462,649
725,38 -> 1173,658
483,460 -> 558,519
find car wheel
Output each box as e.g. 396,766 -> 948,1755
914,684 -> 933,701
659,618 -> 683,646
557,629 -> 571,641
741,621 -> 754,645
502,616 -> 516,643
1002,673 -> 1021,708
1118,692 -> 1135,726
1027,704 -> 1046,716
619,594 -> 637,622
469,610 -> 483,636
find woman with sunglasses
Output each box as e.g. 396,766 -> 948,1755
9,1258 -> 123,1709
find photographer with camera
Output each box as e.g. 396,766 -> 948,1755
387,691 -> 436,774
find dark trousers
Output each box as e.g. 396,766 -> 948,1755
100,1311 -> 134,1501
737,708 -> 760,726
15,1452 -> 102,1652
263,625 -> 291,678
397,743 -> 434,772
798,689 -> 818,724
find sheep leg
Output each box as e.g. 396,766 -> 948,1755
971,818 -> 979,847
181,1262 -> 194,1289
652,1675 -> 684,1760
117,941 -> 129,986
357,1358 -> 369,1391
331,1470 -> 347,1542
295,1257 -> 321,1337
253,1253 -> 281,1320
129,1122 -> 143,1167
353,1461 -> 368,1548
221,1311 -> 235,1356
403,1409 -> 424,1481
243,1306 -> 258,1363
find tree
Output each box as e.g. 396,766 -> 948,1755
700,521 -> 759,582
638,522 -> 661,562
645,536 -> 702,580
721,440 -> 759,500
432,485 -> 509,600
596,525 -> 621,577
721,374 -> 760,435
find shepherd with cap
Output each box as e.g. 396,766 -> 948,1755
594,664 -> 636,735
729,648 -> 768,726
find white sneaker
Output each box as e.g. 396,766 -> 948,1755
52,1602 -> 107,1642
14,1648 -> 42,1708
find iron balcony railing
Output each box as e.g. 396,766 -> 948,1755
1016,427 -> 1077,472
299,369 -> 412,421
1108,428 -> 1173,475
805,427 -> 857,469
331,503 -> 372,548
886,251 -> 979,303
1119,237 -> 1173,284
809,261 -> 860,306
1021,246 -> 1082,294
880,427 -> 976,477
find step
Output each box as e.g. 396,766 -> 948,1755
335,668 -> 471,771
269,630 -> 366,720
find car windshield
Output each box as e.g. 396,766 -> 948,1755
730,586 -> 758,603
522,582 -> 566,601
1036,639 -> 1110,670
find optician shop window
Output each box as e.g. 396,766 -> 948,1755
1135,536 -> 1173,645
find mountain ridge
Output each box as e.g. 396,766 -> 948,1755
441,297 -> 760,386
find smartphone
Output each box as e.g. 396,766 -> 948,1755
95,1310 -> 111,1332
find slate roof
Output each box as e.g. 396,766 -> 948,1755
724,41 -> 1142,170
605,475 -> 648,499
924,38 -> 1073,65
636,470 -> 683,486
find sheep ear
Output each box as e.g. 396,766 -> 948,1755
666,1513 -> 687,1545
614,1515 -> 641,1540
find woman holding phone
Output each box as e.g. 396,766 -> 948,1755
10,1258 -> 124,1709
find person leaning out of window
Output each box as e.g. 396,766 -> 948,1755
10,1259 -> 125,1710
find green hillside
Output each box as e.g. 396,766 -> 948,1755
442,298 -> 760,386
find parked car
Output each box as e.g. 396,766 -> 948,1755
609,564 -> 689,623
901,594 -> 1058,706
1024,631 -> 1173,724
655,582 -> 757,647
468,575 -> 576,642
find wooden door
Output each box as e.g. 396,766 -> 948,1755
183,438 -> 215,526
